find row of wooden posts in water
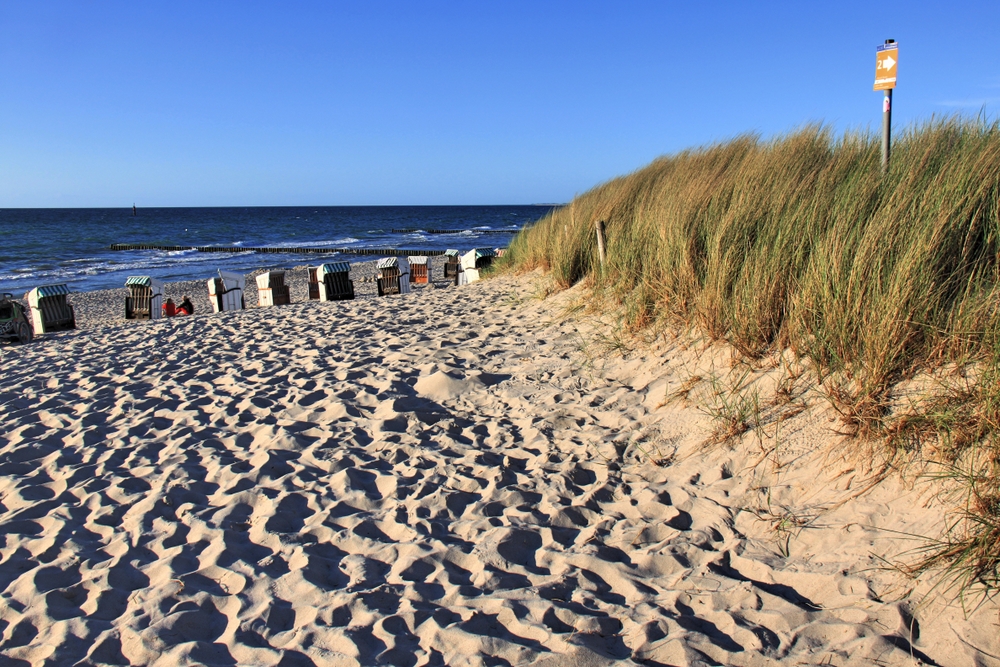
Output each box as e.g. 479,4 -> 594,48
10,249 -> 502,336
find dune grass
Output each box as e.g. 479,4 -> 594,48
501,116 -> 1000,595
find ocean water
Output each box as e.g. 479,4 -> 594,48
0,205 -> 554,294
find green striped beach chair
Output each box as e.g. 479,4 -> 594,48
26,284 -> 76,333
124,276 -> 164,320
317,262 -> 354,301
443,249 -> 460,281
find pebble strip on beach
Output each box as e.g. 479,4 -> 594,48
52,257 -> 455,332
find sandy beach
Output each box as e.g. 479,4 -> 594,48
1,266 -> 998,666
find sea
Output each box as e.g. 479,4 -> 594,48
0,205 -> 557,295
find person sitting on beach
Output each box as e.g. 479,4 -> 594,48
176,296 -> 194,316
162,297 -> 176,317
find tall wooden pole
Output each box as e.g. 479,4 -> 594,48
880,39 -> 895,174
881,89 -> 892,173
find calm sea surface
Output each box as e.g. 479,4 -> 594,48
0,206 -> 554,294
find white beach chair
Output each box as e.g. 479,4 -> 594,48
376,257 -> 411,296
208,270 -> 246,313
255,271 -> 290,307
124,276 -> 164,320
459,248 -> 496,285
26,284 -> 76,333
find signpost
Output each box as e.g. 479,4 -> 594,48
875,40 -> 897,173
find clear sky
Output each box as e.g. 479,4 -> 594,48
2,1 -> 998,207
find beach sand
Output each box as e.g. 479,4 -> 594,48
1,266 -> 997,666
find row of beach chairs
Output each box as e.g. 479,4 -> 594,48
15,248 -> 502,332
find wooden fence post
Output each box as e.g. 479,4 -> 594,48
595,220 -> 607,268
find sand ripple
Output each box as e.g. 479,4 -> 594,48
0,274 -> 996,666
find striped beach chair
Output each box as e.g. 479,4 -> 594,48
408,256 -> 429,284
376,257 -> 411,296
255,271 -> 290,307
317,262 -> 354,301
26,284 -> 76,333
208,270 -> 246,313
459,248 -> 497,285
124,276 -> 164,320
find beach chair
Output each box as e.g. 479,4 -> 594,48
459,248 -> 497,285
255,271 -> 290,307
26,284 -> 76,333
308,267 -> 321,300
443,249 -> 460,281
376,257 -> 411,296
124,276 -> 164,320
318,262 -> 354,301
495,248 -> 507,257
208,270 -> 246,313
408,256 -> 430,284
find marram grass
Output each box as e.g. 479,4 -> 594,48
501,116 -> 1000,595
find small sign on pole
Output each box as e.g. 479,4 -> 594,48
874,42 -> 898,91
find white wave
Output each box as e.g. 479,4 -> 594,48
269,237 -> 360,248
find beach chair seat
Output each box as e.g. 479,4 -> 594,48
208,270 -> 246,313
255,271 -> 290,307
26,284 -> 76,333
124,276 -> 164,320
317,262 -> 354,301
376,257 -> 411,296
408,256 -> 430,284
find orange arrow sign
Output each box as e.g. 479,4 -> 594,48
874,44 -> 898,91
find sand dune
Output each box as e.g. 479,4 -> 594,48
1,272 -> 997,666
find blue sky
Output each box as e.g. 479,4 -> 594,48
2,1 -> 998,207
